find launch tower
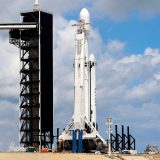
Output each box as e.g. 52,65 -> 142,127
0,1 -> 53,150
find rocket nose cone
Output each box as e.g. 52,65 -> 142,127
89,54 -> 96,62
80,8 -> 90,23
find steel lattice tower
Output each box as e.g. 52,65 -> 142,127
8,10 -> 53,150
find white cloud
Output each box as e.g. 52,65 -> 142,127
89,27 -> 103,55
97,47 -> 160,102
1,0 -> 160,27
106,39 -> 126,53
53,16 -> 75,130
0,99 -> 19,151
154,73 -> 160,81
2,0 -> 160,25
0,37 -> 19,99
0,119 -> 15,126
126,80 -> 160,102
0,0 -> 90,23
42,0 -> 91,15
95,46 -> 160,149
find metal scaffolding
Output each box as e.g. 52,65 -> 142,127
110,125 -> 136,152
10,28 -> 40,148
0,10 -> 53,150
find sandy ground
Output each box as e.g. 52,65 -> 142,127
0,152 -> 153,160
0,153 -> 108,160
121,155 -> 149,160
145,154 -> 160,160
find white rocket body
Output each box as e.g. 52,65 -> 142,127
74,30 -> 86,129
74,8 -> 96,130
58,8 -> 106,146
74,8 -> 89,129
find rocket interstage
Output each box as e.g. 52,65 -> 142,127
58,8 -> 106,151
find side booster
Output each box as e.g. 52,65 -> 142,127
89,54 -> 96,127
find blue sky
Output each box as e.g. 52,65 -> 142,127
0,0 -> 160,152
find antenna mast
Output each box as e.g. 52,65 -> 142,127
33,0 -> 40,11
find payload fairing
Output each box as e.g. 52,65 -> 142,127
58,8 -> 105,151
